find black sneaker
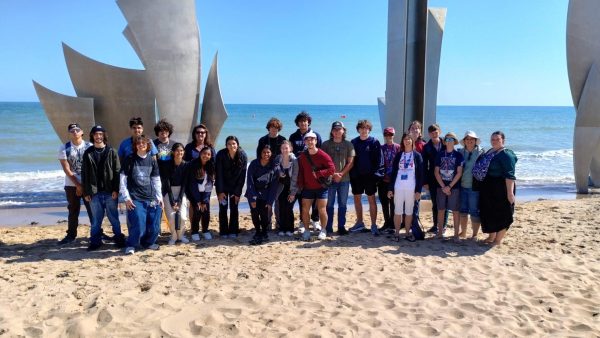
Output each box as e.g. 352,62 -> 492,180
87,243 -> 102,251
337,228 -> 349,236
114,235 -> 127,248
427,225 -> 438,233
58,236 -> 75,245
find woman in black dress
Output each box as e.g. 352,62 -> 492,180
474,131 -> 517,246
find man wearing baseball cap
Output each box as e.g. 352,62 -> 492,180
82,125 -> 126,250
57,123 -> 93,245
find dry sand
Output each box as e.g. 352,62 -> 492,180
0,198 -> 599,337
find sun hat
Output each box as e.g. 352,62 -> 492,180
459,130 -> 481,146
444,132 -> 459,145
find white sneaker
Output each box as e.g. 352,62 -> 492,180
147,244 -> 160,250
203,232 -> 213,240
312,220 -> 322,231
180,236 -> 189,244
318,230 -> 327,240
191,234 -> 201,241
278,231 -> 285,236
298,226 -> 305,234
125,247 -> 135,255
168,238 -> 177,245
285,231 -> 293,237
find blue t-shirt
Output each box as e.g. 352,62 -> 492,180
118,137 -> 158,162
434,150 -> 464,187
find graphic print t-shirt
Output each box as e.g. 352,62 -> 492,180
58,141 -> 91,186
435,150 -> 464,188
153,139 -> 175,161
394,152 -> 416,191
123,154 -> 160,201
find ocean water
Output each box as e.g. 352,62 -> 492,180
0,102 -> 574,208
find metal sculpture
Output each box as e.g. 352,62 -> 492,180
378,0 -> 446,134
32,81 -> 95,141
33,0 -> 228,145
567,0 -> 600,193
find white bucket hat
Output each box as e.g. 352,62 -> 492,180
460,130 -> 481,146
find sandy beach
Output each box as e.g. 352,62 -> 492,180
0,197 -> 599,337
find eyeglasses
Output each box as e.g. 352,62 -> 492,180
69,128 -> 81,133
195,131 -> 206,134
444,138 -> 455,142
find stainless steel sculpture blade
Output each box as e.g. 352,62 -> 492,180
423,8 -> 447,133
32,80 -> 95,142
404,0 -> 428,126
117,0 -> 200,144
573,63 -> 600,192
567,0 -> 600,193
383,0 -> 409,133
200,52 -> 228,141
62,43 -> 156,145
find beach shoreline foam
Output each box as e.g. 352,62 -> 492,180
0,197 -> 599,336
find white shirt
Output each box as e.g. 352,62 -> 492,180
394,152 -> 416,191
58,141 -> 91,187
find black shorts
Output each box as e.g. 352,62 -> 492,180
351,174 -> 378,196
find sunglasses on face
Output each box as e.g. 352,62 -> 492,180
195,131 -> 206,134
444,138 -> 455,142
69,129 -> 81,133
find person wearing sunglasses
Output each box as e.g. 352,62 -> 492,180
458,131 -> 484,240
184,124 -> 215,161
57,123 -> 93,245
434,132 -> 464,240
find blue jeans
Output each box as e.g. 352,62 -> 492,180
126,200 -> 162,248
326,181 -> 350,232
460,187 -> 480,221
89,192 -> 122,246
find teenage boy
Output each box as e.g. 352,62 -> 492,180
434,132 -> 464,239
422,124 -> 448,233
257,117 -> 286,158
82,125 -> 126,250
321,121 -> 355,235
57,123 -> 93,244
118,117 -> 158,164
153,119 -> 177,161
289,111 -> 322,231
296,131 -> 335,241
378,127 -> 401,233
349,120 -> 384,236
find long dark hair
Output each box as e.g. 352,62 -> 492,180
400,132 -> 414,152
225,135 -> 244,168
193,146 -> 215,180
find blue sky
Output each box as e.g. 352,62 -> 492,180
0,0 -> 571,106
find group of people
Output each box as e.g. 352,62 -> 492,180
58,111 -> 517,254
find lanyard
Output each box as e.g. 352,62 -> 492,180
402,152 -> 412,169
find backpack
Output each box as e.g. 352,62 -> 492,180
410,216 -> 425,241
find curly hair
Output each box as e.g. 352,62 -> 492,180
294,111 -> 312,126
154,119 -> 173,137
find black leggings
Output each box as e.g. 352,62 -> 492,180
218,193 -> 239,235
191,201 -> 210,234
250,199 -> 270,237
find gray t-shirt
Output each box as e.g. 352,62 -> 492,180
58,141 -> 92,187
321,139 -> 355,182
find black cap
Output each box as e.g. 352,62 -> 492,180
90,125 -> 106,133
331,121 -> 344,129
67,123 -> 81,131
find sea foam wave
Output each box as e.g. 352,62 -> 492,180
0,170 -> 64,182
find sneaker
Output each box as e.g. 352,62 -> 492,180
58,236 -> 75,245
337,227 -> 349,236
147,243 -> 160,250
298,226 -> 305,234
427,225 -> 438,233
191,233 -> 201,241
371,225 -> 380,237
302,230 -> 311,241
168,238 -> 177,245
312,220 -> 322,231
349,222 -> 365,233
203,232 -> 213,240
125,246 -> 135,255
285,231 -> 293,237
278,231 -> 285,236
87,242 -> 102,251
180,236 -> 190,244
113,235 -> 126,248
229,234 -> 238,239
318,231 -> 327,240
